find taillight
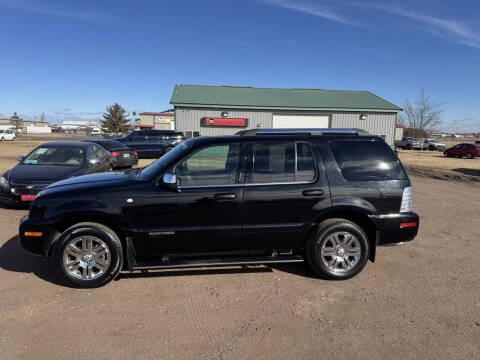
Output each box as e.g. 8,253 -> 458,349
132,151 -> 137,155
111,151 -> 120,156
400,186 -> 413,213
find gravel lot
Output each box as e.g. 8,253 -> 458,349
0,176 -> 479,360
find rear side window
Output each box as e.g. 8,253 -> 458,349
249,141 -> 316,183
330,140 -> 407,181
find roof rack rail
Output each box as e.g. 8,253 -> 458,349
236,128 -> 370,136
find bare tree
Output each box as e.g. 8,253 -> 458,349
403,88 -> 443,132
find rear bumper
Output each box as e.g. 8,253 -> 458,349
369,212 -> 419,245
112,156 -> 138,169
19,216 -> 58,257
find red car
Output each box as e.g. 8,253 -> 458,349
444,143 -> 480,159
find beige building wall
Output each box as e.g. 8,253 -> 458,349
137,113 -> 174,130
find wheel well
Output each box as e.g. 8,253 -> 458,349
311,209 -> 377,262
49,216 -> 125,256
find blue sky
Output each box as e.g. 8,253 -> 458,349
0,0 -> 479,132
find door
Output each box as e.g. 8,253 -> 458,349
127,131 -> 148,155
242,140 -> 330,250
142,130 -> 162,157
272,114 -> 329,128
142,141 -> 245,253
87,145 -> 110,173
451,144 -> 463,156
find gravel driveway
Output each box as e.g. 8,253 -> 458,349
0,176 -> 478,360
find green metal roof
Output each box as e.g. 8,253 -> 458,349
170,84 -> 402,112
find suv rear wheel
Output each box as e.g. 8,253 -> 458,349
306,219 -> 369,280
51,222 -> 123,288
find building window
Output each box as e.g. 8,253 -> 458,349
185,130 -> 200,139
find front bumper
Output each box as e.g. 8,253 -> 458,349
1,183 -> 47,206
369,212 -> 419,245
19,215 -> 58,257
0,187 -> 22,205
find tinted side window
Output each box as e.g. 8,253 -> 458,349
252,142 -> 295,183
296,143 -> 316,181
330,140 -> 407,181
249,141 -> 316,183
87,146 -> 96,162
174,143 -> 241,186
130,131 -> 147,140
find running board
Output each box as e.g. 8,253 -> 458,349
131,255 -> 304,271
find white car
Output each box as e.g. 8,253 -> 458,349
0,129 -> 16,141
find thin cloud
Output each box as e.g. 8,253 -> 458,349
0,0 -> 109,22
354,3 -> 480,49
446,118 -> 480,133
258,0 -> 362,26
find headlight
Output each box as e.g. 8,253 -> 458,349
0,176 -> 9,190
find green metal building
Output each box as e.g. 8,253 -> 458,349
170,84 -> 402,145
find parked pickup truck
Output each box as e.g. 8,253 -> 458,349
422,139 -> 446,151
395,137 -> 422,150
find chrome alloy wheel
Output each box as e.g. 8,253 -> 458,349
320,232 -> 362,273
63,236 -> 111,280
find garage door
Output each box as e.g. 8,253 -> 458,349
272,114 -> 330,128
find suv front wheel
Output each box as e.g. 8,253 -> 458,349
51,222 -> 123,288
306,219 -> 369,280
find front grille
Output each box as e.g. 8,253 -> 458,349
10,182 -> 52,195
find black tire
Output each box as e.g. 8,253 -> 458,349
429,145 -> 435,151
51,222 -> 123,288
406,144 -> 411,150
466,152 -> 473,159
306,219 -> 369,280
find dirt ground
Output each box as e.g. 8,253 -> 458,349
0,173 -> 479,359
398,149 -> 480,183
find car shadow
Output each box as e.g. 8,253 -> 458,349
1,234 -> 316,285
0,235 -> 64,286
0,203 -> 29,210
452,168 -> 480,178
266,262 -> 319,279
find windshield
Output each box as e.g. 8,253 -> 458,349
139,141 -> 191,180
22,146 -> 85,166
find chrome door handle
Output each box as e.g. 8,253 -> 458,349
302,189 -> 324,196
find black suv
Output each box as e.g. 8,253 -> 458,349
114,130 -> 185,158
19,129 -> 419,288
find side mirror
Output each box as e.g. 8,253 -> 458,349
161,172 -> 180,192
17,156 -> 24,162
129,137 -> 134,141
